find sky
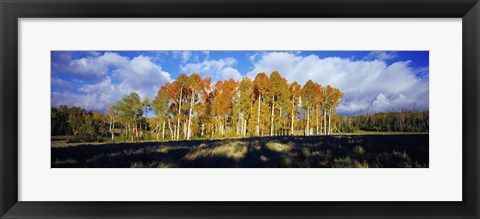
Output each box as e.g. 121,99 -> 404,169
51,51 -> 429,116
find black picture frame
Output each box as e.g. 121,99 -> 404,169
1,0 -> 479,218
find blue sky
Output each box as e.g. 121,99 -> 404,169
51,51 -> 429,115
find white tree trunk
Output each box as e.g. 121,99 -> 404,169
183,122 -> 187,139
316,105 -> 319,135
256,95 -> 261,136
324,109 -> 327,135
240,118 -> 243,137
187,91 -> 194,140
170,120 -> 174,140
270,100 -> 275,136
176,89 -> 183,141
162,120 -> 165,140
328,108 -> 332,135
291,98 -> 295,135
320,111 -> 322,135
279,106 -> 282,136
306,107 -> 310,136
111,116 -> 115,142
236,115 -> 241,136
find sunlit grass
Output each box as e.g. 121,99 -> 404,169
265,142 -> 292,152
51,134 -> 429,168
183,141 -> 248,161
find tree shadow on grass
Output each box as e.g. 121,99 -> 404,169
52,134 -> 429,168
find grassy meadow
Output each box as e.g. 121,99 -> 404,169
51,134 -> 428,168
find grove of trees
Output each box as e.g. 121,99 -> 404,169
51,71 -> 428,143
145,71 -> 344,141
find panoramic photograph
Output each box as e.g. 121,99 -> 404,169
51,51 -> 429,168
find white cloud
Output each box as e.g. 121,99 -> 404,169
172,51 -> 192,63
52,53 -> 171,113
249,52 -> 428,115
414,66 -> 429,80
113,55 -> 171,88
51,77 -> 72,88
364,51 -> 397,61
57,52 -> 129,82
52,92 -> 106,113
72,77 -> 133,112
181,58 -> 242,82
248,52 -> 259,63
367,92 -> 413,113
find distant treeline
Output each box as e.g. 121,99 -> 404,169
337,109 -> 429,133
51,105 -> 148,142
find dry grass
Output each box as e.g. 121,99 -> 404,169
122,148 -> 144,155
154,146 -> 175,153
52,135 -> 428,168
354,160 -> 369,168
332,156 -> 369,168
265,142 -> 292,152
51,139 -> 69,148
260,155 -> 269,162
130,161 -> 144,168
301,148 -> 312,157
353,146 -> 365,155
157,162 -> 176,168
183,141 -> 248,161
281,156 -> 293,166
